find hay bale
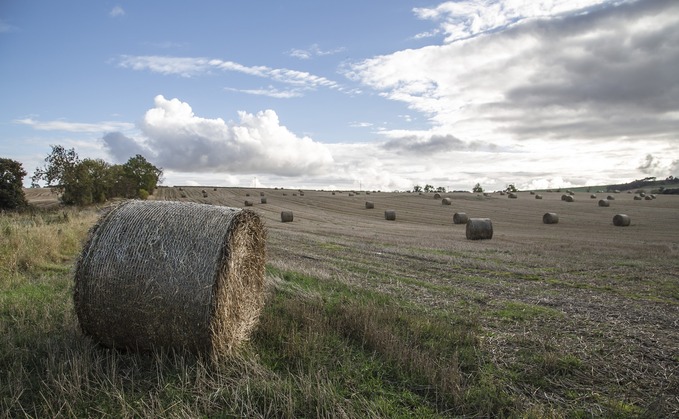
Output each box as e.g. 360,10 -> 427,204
384,210 -> 396,221
260,197 -> 267,204
213,188 -> 217,191
508,193 -> 518,199
535,194 -> 543,199
73,201 -> 266,358
260,192 -> 265,197
543,212 -> 559,224
644,195 -> 652,200
530,191 -> 536,195
453,212 -> 469,224
598,199 -> 610,207
564,195 -> 574,202
434,193 -> 441,199
348,193 -> 354,197
244,200 -> 253,207
466,218 -> 493,240
365,201 -> 374,209
607,195 -> 615,200
442,197 -> 452,205
613,214 -> 631,226
281,211 -> 294,223
590,194 -> 597,199
633,195 -> 642,201
561,194 -> 568,201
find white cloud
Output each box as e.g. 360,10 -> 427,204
14,118 -> 134,133
288,44 -> 346,59
107,95 -> 334,177
109,6 -> 125,18
224,86 -> 303,98
118,55 -> 341,91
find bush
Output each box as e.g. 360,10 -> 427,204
138,189 -> 149,200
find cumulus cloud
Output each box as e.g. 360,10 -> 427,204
348,0 -> 679,151
102,132 -> 153,163
111,95 -> 333,176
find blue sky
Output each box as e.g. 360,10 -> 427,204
1,0 -> 678,191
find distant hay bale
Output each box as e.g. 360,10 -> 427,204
244,200 -> 253,207
260,197 -> 267,204
508,193 -> 518,199
530,191 -> 536,195
434,193 -> 441,199
292,193 -> 298,196
384,210 -> 396,221
535,194 -> 543,199
365,201 -> 374,209
348,193 -> 354,197
639,192 -> 646,197
633,195 -> 642,200
180,192 -> 187,198
543,212 -> 559,224
213,188 -> 217,191
598,199 -> 610,207
561,194 -> 568,201
332,192 -> 336,195
246,193 -> 250,197
650,194 -> 656,199
564,195 -> 574,202
590,194 -> 597,199
613,214 -> 631,226
281,211 -> 294,223
442,197 -> 452,205
466,218 -> 493,240
607,195 -> 615,200
202,191 -> 208,198
499,191 -> 506,196
300,192 -> 305,196
453,212 -> 469,224
260,192 -> 265,197
73,201 -> 266,358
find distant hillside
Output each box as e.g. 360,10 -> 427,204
530,176 -> 679,194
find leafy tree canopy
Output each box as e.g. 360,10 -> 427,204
0,158 -> 29,210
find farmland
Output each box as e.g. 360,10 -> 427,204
3,187 -> 679,417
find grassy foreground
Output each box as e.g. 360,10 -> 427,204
0,206 -> 674,417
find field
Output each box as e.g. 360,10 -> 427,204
3,187 -> 678,417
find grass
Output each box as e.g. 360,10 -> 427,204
1,206 -> 675,417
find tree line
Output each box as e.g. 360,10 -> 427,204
1,145 -> 162,210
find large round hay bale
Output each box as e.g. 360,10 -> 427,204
598,199 -> 610,207
442,197 -> 452,205
633,195 -> 642,201
607,195 -> 615,200
244,200 -> 253,207
561,194 -> 568,201
260,197 -> 267,204
590,194 -> 597,199
563,195 -> 574,202
508,193 -> 518,199
73,201 -> 266,358
535,194 -> 543,199
453,212 -> 469,224
543,212 -> 559,224
644,195 -> 652,200
281,211 -> 294,223
613,214 -> 631,226
384,210 -> 396,221
434,193 -> 441,199
466,218 -> 493,240
365,201 -> 374,209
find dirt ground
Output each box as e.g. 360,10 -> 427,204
27,186 -> 679,414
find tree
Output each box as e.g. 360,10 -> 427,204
436,186 -> 446,193
424,184 -> 434,193
413,185 -> 423,193
472,183 -> 484,193
0,158 -> 29,210
506,184 -> 518,193
32,145 -> 79,192
121,154 -> 163,198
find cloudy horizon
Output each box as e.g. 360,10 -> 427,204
2,0 -> 677,192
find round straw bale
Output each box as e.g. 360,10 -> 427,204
384,210 -> 396,221
508,193 -> 518,199
543,212 -> 559,224
292,193 -> 297,196
281,211 -> 294,223
244,200 -> 253,207
564,195 -> 574,202
598,199 -> 610,207
453,212 -> 469,224
246,193 -> 250,197
650,194 -> 656,199
607,195 -> 615,200
500,191 -> 506,196
73,201 -> 266,358
332,192 -> 336,195
466,218 -> 493,240
633,195 -> 642,200
365,201 -> 374,209
434,193 -> 441,199
442,197 -> 452,205
530,191 -> 536,195
590,194 -> 597,199
260,192 -> 265,196
644,195 -> 652,200
260,197 -> 267,204
561,194 -> 568,201
348,193 -> 354,197
535,194 -> 543,199
613,214 -> 631,226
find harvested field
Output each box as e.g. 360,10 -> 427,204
24,187 -> 679,415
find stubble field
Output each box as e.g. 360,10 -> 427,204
8,186 -> 679,417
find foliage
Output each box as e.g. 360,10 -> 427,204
506,183 -> 518,192
424,184 -> 434,193
472,183 -> 484,193
0,158 -> 29,210
436,186 -> 446,193
31,146 -> 162,205
412,185 -> 423,193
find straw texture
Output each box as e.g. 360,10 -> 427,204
466,218 -> 493,240
543,212 -> 559,224
613,214 -> 631,226
453,212 -> 469,225
73,200 -> 266,359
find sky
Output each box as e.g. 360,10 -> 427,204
1,0 -> 678,192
